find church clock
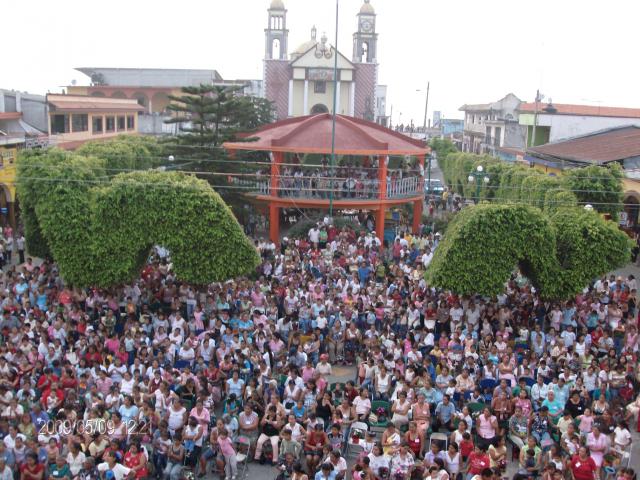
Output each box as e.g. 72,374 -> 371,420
360,18 -> 373,33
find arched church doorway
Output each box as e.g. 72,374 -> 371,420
310,103 -> 329,114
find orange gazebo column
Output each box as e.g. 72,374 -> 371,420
413,154 -> 426,234
376,155 -> 388,245
269,151 -> 283,245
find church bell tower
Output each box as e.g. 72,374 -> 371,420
265,0 -> 289,60
353,0 -> 377,63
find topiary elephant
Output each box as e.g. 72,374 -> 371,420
17,149 -> 260,288
425,203 -> 632,300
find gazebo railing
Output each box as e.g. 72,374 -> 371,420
231,174 -> 423,200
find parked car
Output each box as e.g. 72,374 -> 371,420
424,179 -> 444,196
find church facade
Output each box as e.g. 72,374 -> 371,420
263,0 -> 386,124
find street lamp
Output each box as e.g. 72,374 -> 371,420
468,165 -> 490,203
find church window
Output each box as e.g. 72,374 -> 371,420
314,81 -> 326,94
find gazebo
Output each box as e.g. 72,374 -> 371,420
224,113 -> 430,244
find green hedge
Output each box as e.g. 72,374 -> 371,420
425,203 -> 632,300
17,148 -> 259,287
76,135 -> 162,173
437,152 -> 624,217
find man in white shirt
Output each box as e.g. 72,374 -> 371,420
421,248 -> 433,267
308,227 -> 320,245
449,304 -> 464,330
465,304 -> 480,332
531,377 -> 549,410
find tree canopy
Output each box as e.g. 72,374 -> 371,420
164,84 -> 274,214
17,147 -> 260,287
437,152 -> 624,218
76,134 -> 162,173
425,203 -> 632,300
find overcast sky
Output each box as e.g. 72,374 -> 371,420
4,0 -> 639,125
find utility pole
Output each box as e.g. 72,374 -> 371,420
531,89 -> 541,147
423,82 -> 430,131
328,0 -> 339,218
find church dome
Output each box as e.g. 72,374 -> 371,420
270,0 -> 285,10
291,39 -> 318,59
360,0 -> 375,14
290,26 -> 319,59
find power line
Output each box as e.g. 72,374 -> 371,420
23,147 -> 640,180
10,177 -> 637,207
14,163 -> 633,196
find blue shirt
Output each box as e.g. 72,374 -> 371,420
315,471 -> 337,480
435,401 -> 456,423
541,398 -> 563,417
31,411 -> 50,431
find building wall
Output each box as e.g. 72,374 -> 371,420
77,68 -> 221,87
353,63 -> 376,120
530,163 -> 563,176
0,160 -> 17,202
504,122 -> 526,149
264,60 -> 291,120
290,80 -> 351,116
138,114 -> 177,135
49,111 -> 138,145
519,112 -> 640,143
0,90 -> 47,132
442,119 -> 463,136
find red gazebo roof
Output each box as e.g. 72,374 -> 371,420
223,113 -> 430,156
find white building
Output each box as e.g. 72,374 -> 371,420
459,93 -> 526,155
518,102 -> 640,146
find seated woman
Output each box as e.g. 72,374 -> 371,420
380,424 -> 401,456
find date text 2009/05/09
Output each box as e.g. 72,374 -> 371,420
38,419 -> 150,436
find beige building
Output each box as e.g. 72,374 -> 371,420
47,94 -> 143,149
288,30 -> 355,117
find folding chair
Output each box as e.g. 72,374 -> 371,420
369,400 -> 391,434
467,402 -> 485,423
346,421 -> 369,458
480,378 -> 498,402
429,432 -> 448,451
519,376 -> 536,388
174,359 -> 192,370
235,435 -> 251,479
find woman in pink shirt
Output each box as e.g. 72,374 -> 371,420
217,428 -> 237,479
477,407 -> 498,449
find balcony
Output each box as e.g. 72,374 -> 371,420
232,173 -> 423,201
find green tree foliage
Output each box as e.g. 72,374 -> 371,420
425,204 -> 632,300
76,135 -> 162,173
164,84 -> 275,212
429,138 -> 457,161
438,152 -> 623,216
564,163 -> 624,218
17,148 -> 259,287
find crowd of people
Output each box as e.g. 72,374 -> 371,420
254,156 -> 423,200
0,220 -> 637,480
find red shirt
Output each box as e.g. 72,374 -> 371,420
21,462 -> 44,480
467,452 -> 490,475
124,451 -> 148,479
459,439 -> 474,458
570,455 -> 596,480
